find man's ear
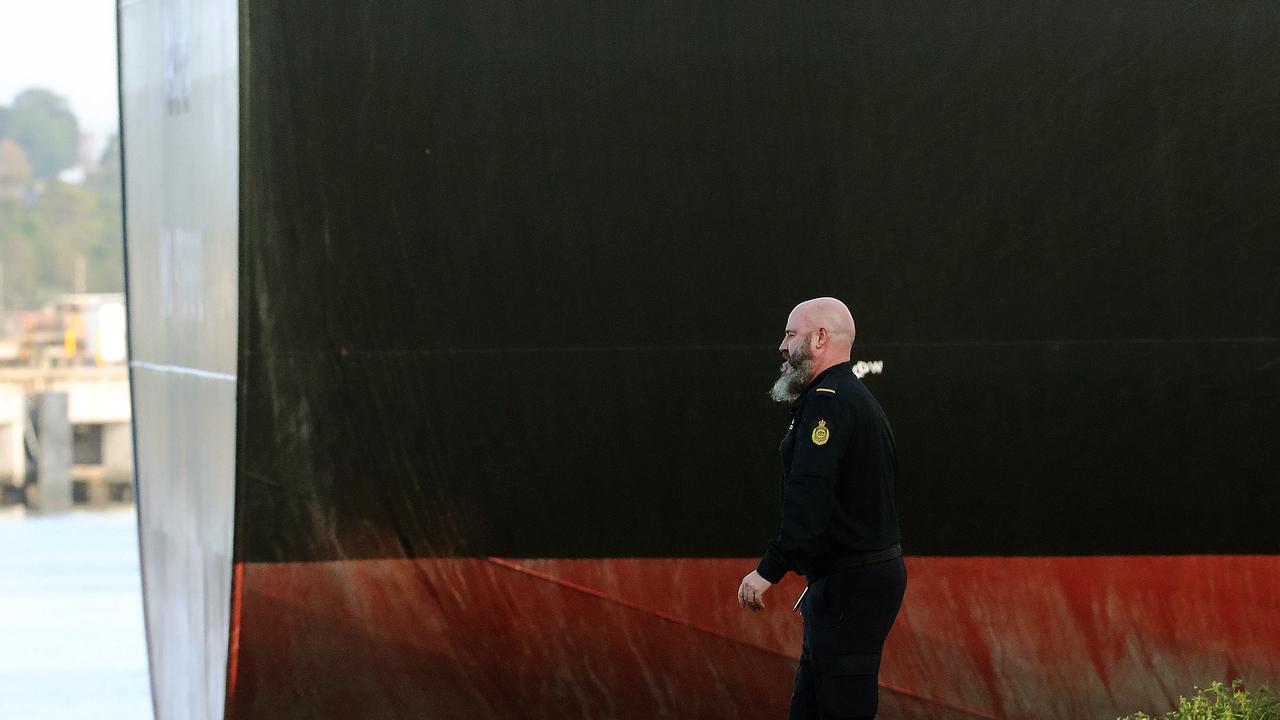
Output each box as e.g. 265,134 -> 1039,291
814,327 -> 827,349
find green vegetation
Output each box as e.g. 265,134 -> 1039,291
1117,681 -> 1279,720
2,88 -> 81,180
0,87 -> 122,308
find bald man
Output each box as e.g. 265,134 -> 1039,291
737,298 -> 906,720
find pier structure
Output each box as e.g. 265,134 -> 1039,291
0,364 -> 132,508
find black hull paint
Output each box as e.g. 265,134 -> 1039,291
239,0 -> 1279,561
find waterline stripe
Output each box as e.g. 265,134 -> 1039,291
129,361 -> 237,382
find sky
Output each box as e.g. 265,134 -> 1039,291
0,0 -> 120,142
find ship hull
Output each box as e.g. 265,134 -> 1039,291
120,1 -> 1280,718
227,556 -> 1280,720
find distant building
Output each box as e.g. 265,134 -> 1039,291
0,293 -> 127,369
78,131 -> 102,175
56,293 -> 128,366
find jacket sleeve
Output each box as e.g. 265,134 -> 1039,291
757,395 -> 855,583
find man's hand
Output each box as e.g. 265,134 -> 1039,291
737,570 -> 773,612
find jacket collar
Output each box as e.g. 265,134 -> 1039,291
801,360 -> 852,396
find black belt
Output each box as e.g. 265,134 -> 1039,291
811,543 -> 903,581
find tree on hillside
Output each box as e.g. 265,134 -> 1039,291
3,89 -> 80,180
0,179 -> 123,307
0,92 -> 123,308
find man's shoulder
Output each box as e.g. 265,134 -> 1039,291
801,367 -> 877,412
808,365 -> 863,393
800,367 -> 856,408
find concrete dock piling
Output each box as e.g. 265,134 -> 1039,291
28,392 -> 72,512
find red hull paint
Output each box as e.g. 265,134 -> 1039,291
226,556 -> 1280,719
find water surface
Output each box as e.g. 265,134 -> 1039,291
0,507 -> 153,719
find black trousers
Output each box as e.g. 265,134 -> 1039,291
788,557 -> 907,720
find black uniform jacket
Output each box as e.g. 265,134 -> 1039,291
756,361 -> 901,584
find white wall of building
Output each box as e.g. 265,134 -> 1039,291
55,380 -> 132,424
0,384 -> 26,486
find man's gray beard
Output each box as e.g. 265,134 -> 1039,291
769,354 -> 813,404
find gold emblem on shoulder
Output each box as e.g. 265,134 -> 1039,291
811,420 -> 830,446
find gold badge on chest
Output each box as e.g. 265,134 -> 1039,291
811,419 -> 830,446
